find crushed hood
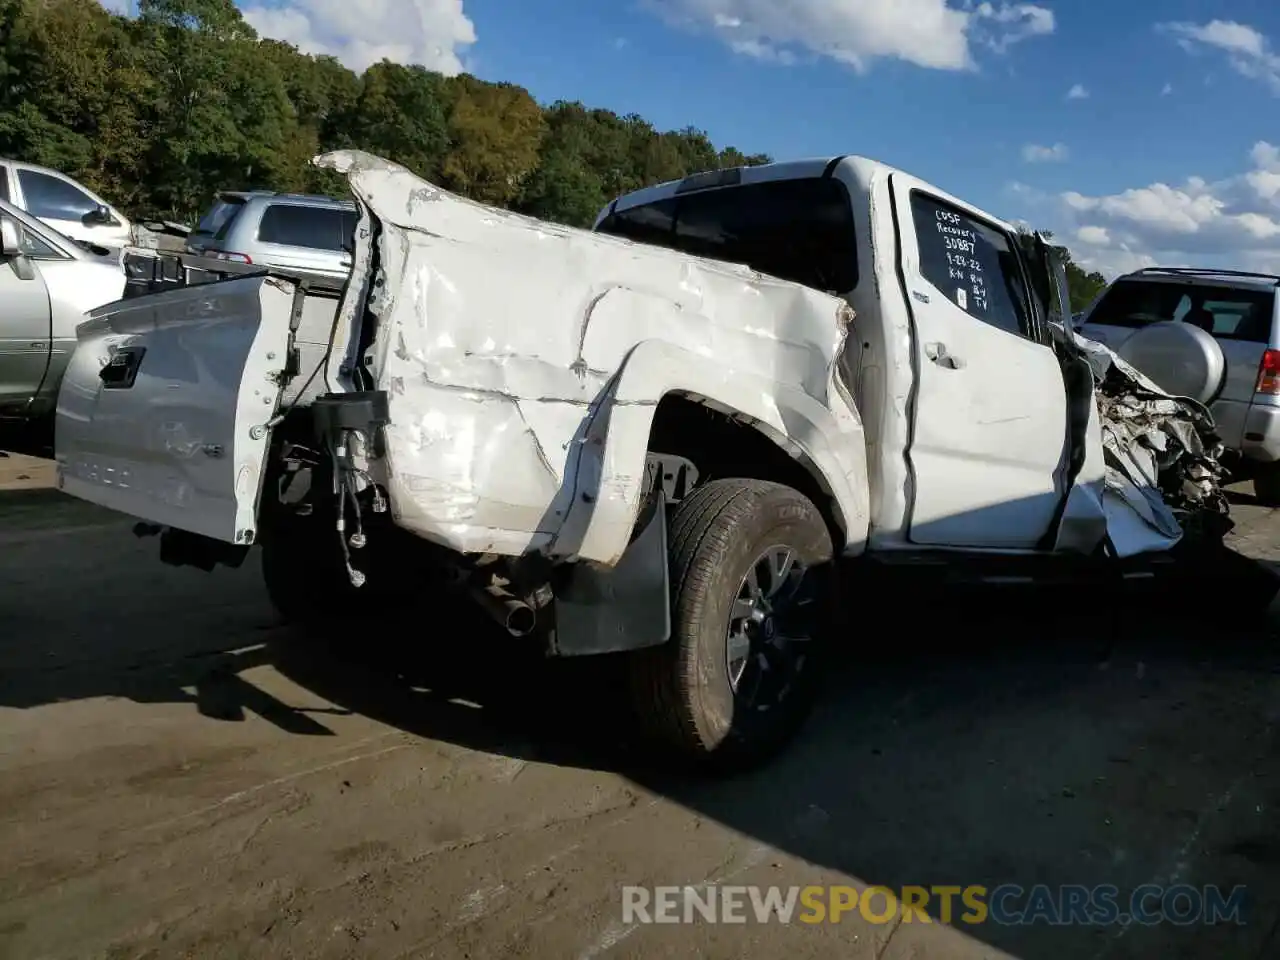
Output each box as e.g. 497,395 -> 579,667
1075,327 -> 1231,554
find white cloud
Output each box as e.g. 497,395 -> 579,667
1022,142 -> 1068,163
972,1 -> 1054,53
1161,81 -> 1173,95
240,0 -> 477,76
1009,141 -> 1280,278
1159,19 -> 1280,94
643,0 -> 1054,72
1076,225 -> 1109,245
1066,82 -> 1088,99
98,0 -> 131,11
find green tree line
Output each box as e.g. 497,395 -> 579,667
0,0 -> 1106,308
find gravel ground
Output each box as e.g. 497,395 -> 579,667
1,451 -> 1278,960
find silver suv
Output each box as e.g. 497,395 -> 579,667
1077,267 -> 1280,503
185,192 -> 357,279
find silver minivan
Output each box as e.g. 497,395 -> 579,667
185,192 -> 357,279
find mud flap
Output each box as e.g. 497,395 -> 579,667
550,489 -> 671,656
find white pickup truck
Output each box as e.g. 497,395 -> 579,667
52,151 -> 1228,770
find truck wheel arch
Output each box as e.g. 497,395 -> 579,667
551,339 -> 871,566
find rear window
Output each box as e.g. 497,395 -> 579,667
595,177 -> 858,294
256,204 -> 353,252
196,196 -> 247,238
1087,280 -> 1275,342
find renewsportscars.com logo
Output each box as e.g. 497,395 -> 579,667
621,884 -> 1248,927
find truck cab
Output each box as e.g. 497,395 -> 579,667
593,156 -> 1099,553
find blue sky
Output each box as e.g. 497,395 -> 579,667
115,0 -> 1280,278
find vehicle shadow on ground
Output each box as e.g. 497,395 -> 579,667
5,488 -> 1280,959
262,564 -> 1280,960
0,487 -> 349,732
1226,489 -> 1264,508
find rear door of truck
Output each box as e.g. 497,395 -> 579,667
54,274 -> 297,545
888,174 -> 1072,549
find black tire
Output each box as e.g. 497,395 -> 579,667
260,493 -> 455,631
629,478 -> 836,772
260,513 -> 360,627
1255,462 -> 1280,507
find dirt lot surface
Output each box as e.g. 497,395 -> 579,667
2,450 -> 1279,960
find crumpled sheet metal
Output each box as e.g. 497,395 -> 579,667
314,150 -> 869,563
1073,330 -> 1230,556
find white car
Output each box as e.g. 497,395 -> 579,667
0,158 -> 132,252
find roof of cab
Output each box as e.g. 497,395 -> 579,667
606,156 -> 847,217
596,153 -> 1011,234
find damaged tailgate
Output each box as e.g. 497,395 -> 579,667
54,274 -> 297,544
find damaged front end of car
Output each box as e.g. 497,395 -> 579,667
1024,232 -> 1232,558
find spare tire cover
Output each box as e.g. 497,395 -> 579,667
1113,320 -> 1226,404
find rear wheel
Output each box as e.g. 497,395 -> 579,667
629,478 -> 835,772
260,509 -> 360,627
258,463 -> 449,628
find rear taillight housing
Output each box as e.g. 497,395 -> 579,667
1257,349 -> 1280,395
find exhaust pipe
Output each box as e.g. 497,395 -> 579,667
471,585 -> 538,637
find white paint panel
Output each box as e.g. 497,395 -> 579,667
54,276 -> 295,544
316,151 -> 870,564
890,173 -> 1070,549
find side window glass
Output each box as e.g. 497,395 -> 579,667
596,199 -> 677,247
256,205 -> 345,251
18,170 -> 98,220
20,226 -> 61,259
672,178 -> 858,293
910,191 -> 1030,337
597,180 -> 859,295
0,166 -> 9,203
